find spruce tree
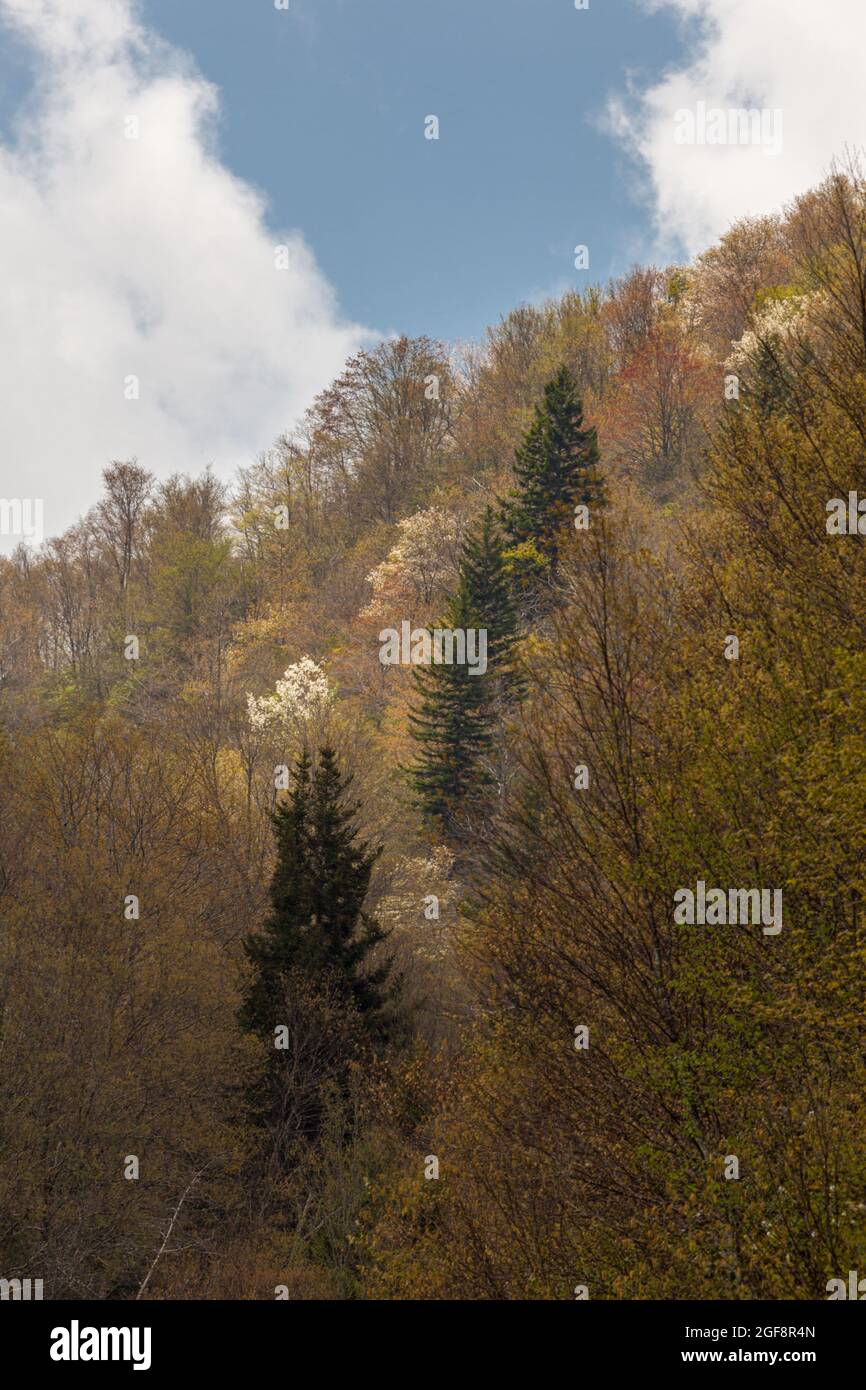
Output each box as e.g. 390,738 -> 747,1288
307,746 -> 389,1019
460,507 -> 523,698
408,510 -> 522,834
240,745 -> 388,1041
501,364 -> 602,583
408,582 -> 492,833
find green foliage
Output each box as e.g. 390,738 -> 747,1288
241,746 -> 389,1039
407,584 -> 494,836
408,509 -> 522,836
459,508 -> 523,696
501,364 -> 603,580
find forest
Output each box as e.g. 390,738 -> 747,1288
2,159 -> 866,1301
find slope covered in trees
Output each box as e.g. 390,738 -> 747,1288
2,162 -> 866,1300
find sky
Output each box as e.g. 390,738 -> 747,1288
1,0 -> 866,548
139,0 -> 686,341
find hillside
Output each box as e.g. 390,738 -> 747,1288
2,160 -> 866,1300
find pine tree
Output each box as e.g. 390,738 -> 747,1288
501,364 -> 602,583
240,746 -> 388,1041
408,511 -> 522,834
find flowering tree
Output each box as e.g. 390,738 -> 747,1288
361,506 -> 462,623
246,656 -> 333,735
726,293 -> 815,375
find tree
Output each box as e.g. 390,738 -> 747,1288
0,717 -> 248,1298
607,321 -> 714,491
691,213 -> 791,353
96,460 -> 153,594
308,336 -> 455,530
408,583 -> 493,837
460,507 -> 522,694
246,658 -> 333,737
240,746 -> 389,1043
501,365 -> 602,585
408,510 -> 521,835
602,266 -> 665,366
361,506 -> 462,623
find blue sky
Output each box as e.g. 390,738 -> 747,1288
140,0 -> 686,342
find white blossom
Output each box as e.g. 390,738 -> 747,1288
361,507 -> 461,622
726,293 -> 816,373
246,656 -> 333,733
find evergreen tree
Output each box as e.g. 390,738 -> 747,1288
460,507 -> 523,697
408,510 -> 522,834
307,746 -> 389,1020
240,745 -> 388,1042
408,583 -> 492,834
501,364 -> 602,583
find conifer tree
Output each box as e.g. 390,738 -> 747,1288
408,511 -> 522,834
408,582 -> 492,834
501,364 -> 602,583
307,746 -> 389,1020
240,746 -> 388,1041
460,507 -> 523,697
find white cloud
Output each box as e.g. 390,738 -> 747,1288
608,0 -> 866,259
0,0 -> 370,549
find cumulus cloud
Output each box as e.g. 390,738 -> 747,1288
608,0 -> 866,259
0,0 -> 369,548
